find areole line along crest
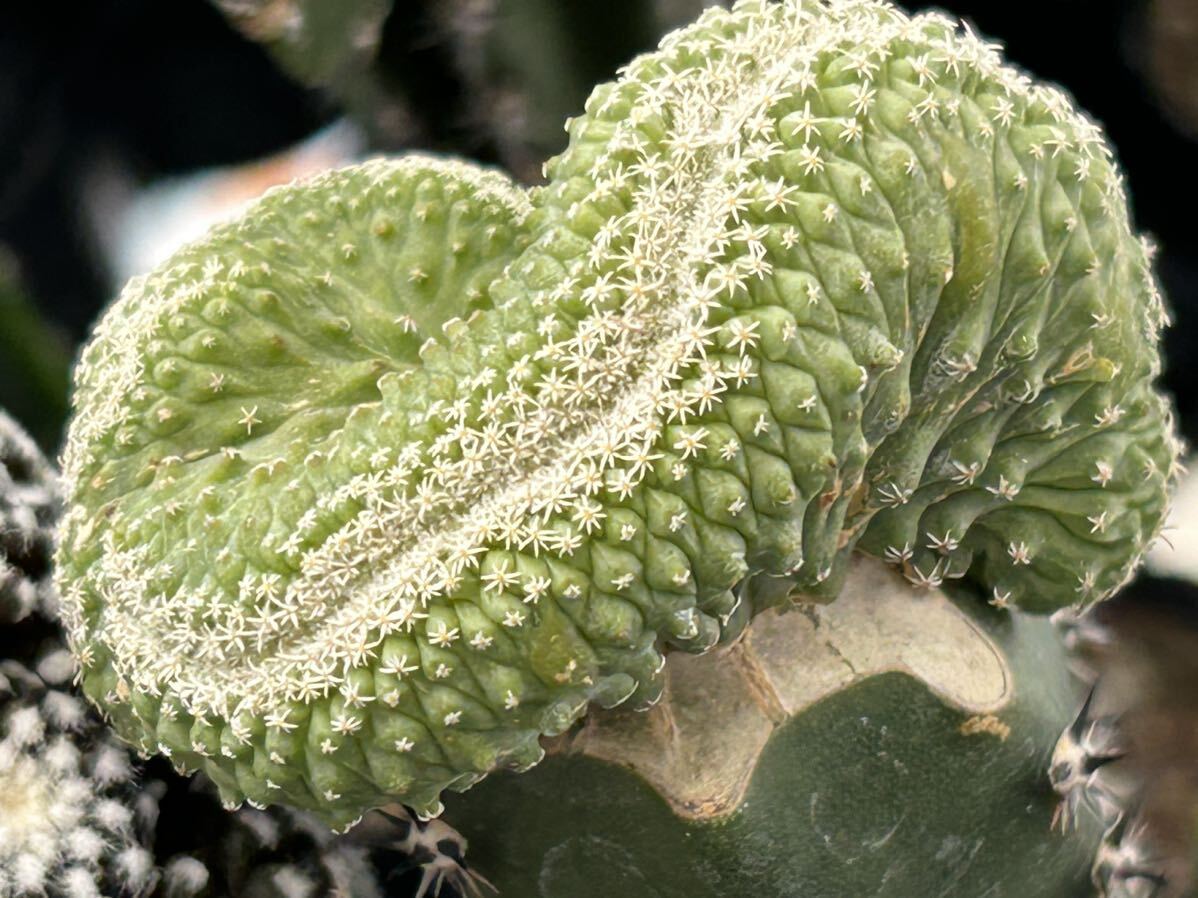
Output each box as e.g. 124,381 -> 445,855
56,0 -> 1179,823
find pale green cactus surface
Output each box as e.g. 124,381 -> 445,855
56,0 -> 1179,825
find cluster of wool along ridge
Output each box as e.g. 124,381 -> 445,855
56,0 -> 1179,823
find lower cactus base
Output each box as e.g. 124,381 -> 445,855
443,559 -> 1101,897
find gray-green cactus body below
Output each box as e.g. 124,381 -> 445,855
444,557 -> 1102,897
56,0 -> 1177,824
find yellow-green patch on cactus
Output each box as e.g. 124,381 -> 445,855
56,0 -> 1179,825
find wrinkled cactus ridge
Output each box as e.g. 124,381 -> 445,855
57,0 -> 1178,823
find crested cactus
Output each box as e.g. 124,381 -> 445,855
56,0 -> 1179,834
0,407 -> 482,898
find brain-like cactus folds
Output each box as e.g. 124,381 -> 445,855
56,0 -> 1179,824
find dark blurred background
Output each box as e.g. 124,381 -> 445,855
1,1 -> 1196,894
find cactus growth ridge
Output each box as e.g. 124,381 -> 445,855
57,0 -> 1179,822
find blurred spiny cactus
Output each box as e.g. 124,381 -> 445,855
150,780 -> 379,898
1052,583 -> 1198,897
0,253 -> 72,453
0,649 -> 156,898
57,0 -> 1178,836
0,411 -> 157,898
0,409 -> 62,624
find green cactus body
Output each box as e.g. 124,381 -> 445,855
56,0 -> 1177,824
443,557 -> 1101,897
0,409 -> 61,623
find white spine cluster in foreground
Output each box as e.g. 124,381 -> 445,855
0,410 -> 61,624
56,0 -> 1177,820
0,654 -> 153,898
63,0 -> 1140,719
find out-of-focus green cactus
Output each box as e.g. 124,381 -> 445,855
0,252 -> 72,453
211,0 -> 393,95
425,0 -> 732,181
211,0 -> 399,152
211,0 -> 730,182
57,0 -> 1179,829
1052,594 -> 1198,897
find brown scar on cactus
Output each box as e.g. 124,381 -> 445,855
544,556 -> 1013,820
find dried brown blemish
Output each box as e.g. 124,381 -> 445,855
559,556 -> 1014,821
959,714 -> 1011,741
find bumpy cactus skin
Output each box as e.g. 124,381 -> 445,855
57,0 -> 1177,824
